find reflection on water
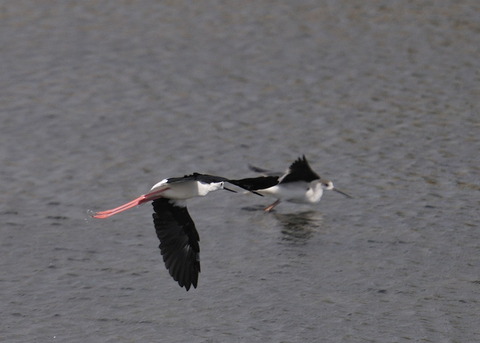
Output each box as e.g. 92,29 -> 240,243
240,205 -> 266,212
273,211 -> 323,245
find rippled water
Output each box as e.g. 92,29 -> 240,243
1,1 -> 479,342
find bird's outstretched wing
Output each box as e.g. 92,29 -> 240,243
152,198 -> 200,291
279,155 -> 320,183
248,164 -> 282,177
228,175 -> 279,191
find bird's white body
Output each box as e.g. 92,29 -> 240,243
149,178 -> 225,200
257,180 -> 325,204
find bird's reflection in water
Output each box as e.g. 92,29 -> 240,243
273,211 -> 323,246
240,205 -> 266,212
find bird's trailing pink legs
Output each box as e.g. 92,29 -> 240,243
92,188 -> 170,219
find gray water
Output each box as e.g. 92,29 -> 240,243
1,1 -> 479,342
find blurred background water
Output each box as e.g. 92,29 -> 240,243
1,1 -> 479,342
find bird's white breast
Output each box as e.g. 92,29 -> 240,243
304,181 -> 324,203
259,181 -> 324,204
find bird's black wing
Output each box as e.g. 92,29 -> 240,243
247,164 -> 282,177
280,155 -> 320,183
152,198 -> 200,291
228,176 -> 280,191
166,173 -> 228,185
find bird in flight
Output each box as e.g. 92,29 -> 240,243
229,155 -> 352,212
92,173 -> 251,291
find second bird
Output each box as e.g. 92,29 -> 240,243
230,155 -> 352,212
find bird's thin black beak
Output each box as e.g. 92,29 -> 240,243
224,186 -> 237,193
333,188 -> 353,198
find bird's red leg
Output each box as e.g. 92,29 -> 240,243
92,187 -> 170,219
92,195 -> 149,218
264,199 -> 280,212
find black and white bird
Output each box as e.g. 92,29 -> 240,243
92,173 -> 249,291
230,155 -> 352,212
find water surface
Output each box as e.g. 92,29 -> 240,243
1,1 -> 479,342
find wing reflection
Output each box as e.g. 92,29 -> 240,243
273,211 -> 323,245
